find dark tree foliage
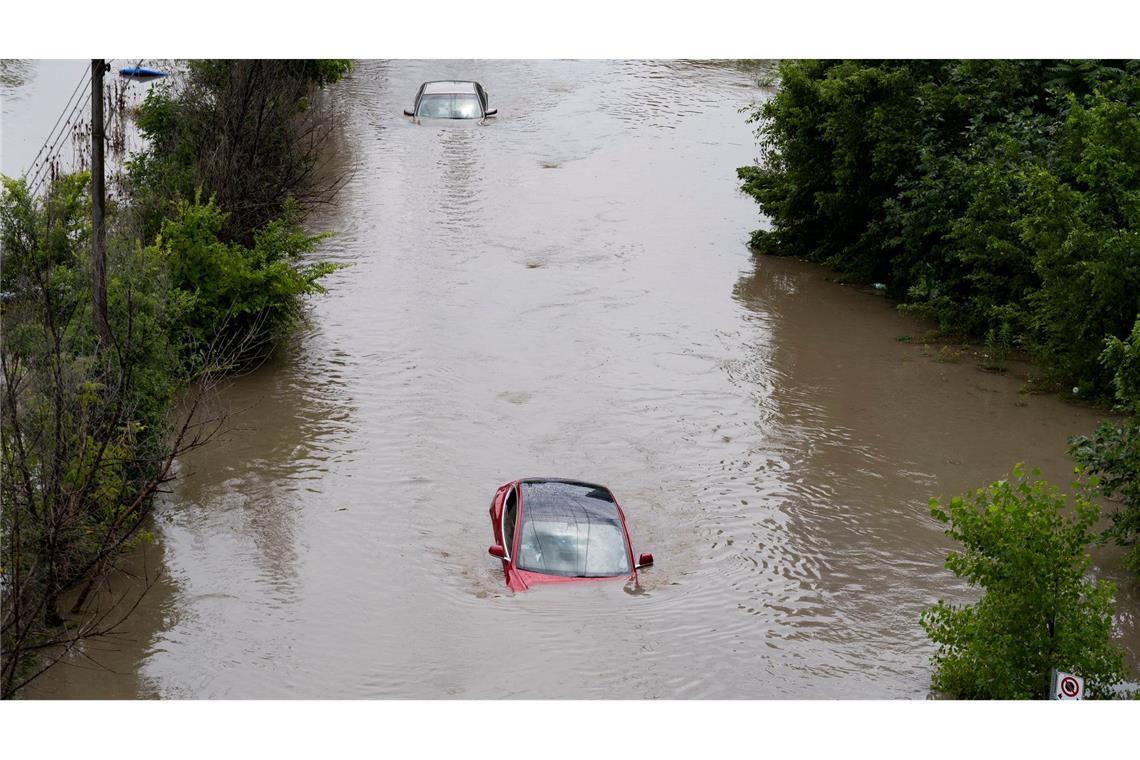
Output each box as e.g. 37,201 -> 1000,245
739,60 -> 1140,399
129,59 -> 351,246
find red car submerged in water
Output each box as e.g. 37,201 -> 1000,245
487,478 -> 653,592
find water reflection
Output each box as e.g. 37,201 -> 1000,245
433,126 -> 482,234
730,253 -> 1140,684
130,326 -> 357,696
21,536 -> 177,699
179,338 -> 356,579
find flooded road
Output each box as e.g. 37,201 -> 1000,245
16,59 -> 1138,698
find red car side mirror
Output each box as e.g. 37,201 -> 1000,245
488,545 -> 507,559
637,553 -> 654,568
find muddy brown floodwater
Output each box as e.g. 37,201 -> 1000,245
18,59 -> 1139,699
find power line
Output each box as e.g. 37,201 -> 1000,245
21,61 -> 91,180
26,87 -> 93,196
21,61 -> 91,183
25,59 -> 159,197
25,61 -> 125,197
25,61 -> 128,195
26,86 -> 95,195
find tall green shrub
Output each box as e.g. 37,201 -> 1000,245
2,58 -> 348,695
1024,89 -> 1140,395
2,175 -> 186,696
154,194 -> 340,363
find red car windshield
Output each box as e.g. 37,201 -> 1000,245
515,481 -> 631,578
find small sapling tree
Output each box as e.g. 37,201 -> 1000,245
921,466 -> 1127,699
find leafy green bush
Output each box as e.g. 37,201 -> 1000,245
1101,315 -> 1140,412
124,58 -> 349,366
1,172 -> 90,295
1023,88 -> 1140,396
153,194 -> 341,363
921,466 -> 1127,699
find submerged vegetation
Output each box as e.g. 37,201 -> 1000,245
1069,319 -> 1140,575
1,59 -> 350,697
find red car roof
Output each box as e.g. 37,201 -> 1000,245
489,478 -> 639,592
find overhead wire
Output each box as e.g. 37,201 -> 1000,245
25,59 -> 168,197
26,85 -> 97,194
25,87 -> 92,196
25,60 -> 126,197
21,60 -> 91,181
24,71 -> 95,194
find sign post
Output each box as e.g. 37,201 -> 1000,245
1049,669 -> 1084,700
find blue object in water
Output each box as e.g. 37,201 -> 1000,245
119,66 -> 168,80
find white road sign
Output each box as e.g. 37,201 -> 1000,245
1050,669 -> 1084,700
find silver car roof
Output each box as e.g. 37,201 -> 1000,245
422,81 -> 479,95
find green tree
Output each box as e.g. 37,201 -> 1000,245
1023,88 -> 1140,396
921,466 -> 1126,699
2,58 -> 348,696
1,175 -> 213,697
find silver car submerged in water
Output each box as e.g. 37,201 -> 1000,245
403,80 -> 498,122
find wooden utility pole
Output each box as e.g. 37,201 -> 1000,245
91,59 -> 110,346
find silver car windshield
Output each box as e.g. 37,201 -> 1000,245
417,93 -> 483,119
515,481 -> 631,578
